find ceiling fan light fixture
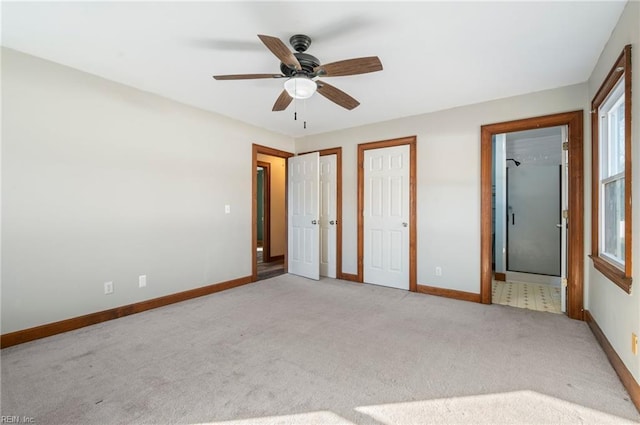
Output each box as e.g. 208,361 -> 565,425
284,76 -> 317,99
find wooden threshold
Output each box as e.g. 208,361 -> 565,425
417,284 -> 481,303
585,310 -> 640,413
1,275 -> 253,348
339,273 -> 360,283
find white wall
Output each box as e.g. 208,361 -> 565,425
1,48 -> 294,334
586,0 -> 640,382
296,84 -> 587,293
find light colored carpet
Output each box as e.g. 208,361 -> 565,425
2,274 -> 639,424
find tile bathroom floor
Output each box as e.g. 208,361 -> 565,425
492,279 -> 562,314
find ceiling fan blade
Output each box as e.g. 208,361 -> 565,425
258,34 -> 301,71
316,81 -> 360,110
272,90 -> 293,111
213,74 -> 285,80
314,56 -> 382,77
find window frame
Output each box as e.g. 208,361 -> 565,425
590,45 -> 632,293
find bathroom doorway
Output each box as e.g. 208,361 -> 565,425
492,126 -> 566,313
480,110 -> 584,320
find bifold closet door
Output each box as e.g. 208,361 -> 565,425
288,152 -> 320,280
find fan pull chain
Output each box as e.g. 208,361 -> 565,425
303,98 -> 307,130
293,79 -> 298,121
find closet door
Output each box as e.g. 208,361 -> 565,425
319,154 -> 337,278
363,145 -> 410,290
288,152 -> 320,280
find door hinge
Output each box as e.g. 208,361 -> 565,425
562,141 -> 569,151
562,209 -> 569,220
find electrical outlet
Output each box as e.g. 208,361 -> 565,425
104,281 -> 114,295
435,266 -> 442,276
139,275 -> 147,288
225,204 -> 231,214
633,333 -> 638,355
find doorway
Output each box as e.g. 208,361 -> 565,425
257,161 -> 270,260
480,111 -> 584,320
256,160 -> 285,280
252,144 -> 293,282
357,136 -> 417,291
492,126 -> 566,313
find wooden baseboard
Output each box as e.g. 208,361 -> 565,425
1,275 -> 253,349
417,284 -> 481,303
338,273 -> 360,283
494,272 -> 506,282
585,310 -> 640,413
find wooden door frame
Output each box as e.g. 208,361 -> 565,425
298,147 -> 344,278
480,110 -> 584,320
252,144 -> 294,282
357,136 -> 417,292
256,161 -> 271,262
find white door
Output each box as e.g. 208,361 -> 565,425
319,154 -> 337,278
560,126 -> 568,313
288,152 -> 320,280
364,145 -> 410,290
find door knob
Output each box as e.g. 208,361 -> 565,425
329,220 -> 335,225
312,220 -> 317,225
402,222 -> 408,227
556,224 -> 562,228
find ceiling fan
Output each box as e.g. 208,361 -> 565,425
213,34 -> 383,111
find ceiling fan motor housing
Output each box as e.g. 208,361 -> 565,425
280,52 -> 320,77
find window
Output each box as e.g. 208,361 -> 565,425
591,45 -> 632,293
600,80 -> 625,267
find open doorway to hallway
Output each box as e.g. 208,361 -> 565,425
252,144 -> 293,282
256,155 -> 285,281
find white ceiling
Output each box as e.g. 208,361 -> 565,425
1,1 -> 626,137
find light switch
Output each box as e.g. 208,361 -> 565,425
225,205 -> 231,214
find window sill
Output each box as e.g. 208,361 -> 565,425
590,255 -> 632,293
